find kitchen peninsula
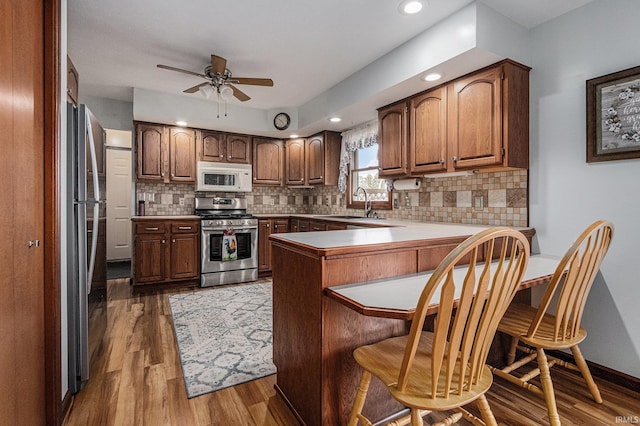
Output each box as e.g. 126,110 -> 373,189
269,222 -> 537,426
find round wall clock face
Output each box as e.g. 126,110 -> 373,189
273,112 -> 291,130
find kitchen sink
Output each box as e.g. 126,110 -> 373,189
320,215 -> 364,219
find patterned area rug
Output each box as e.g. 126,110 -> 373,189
168,281 -> 276,398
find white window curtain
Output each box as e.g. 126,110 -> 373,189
338,120 -> 378,193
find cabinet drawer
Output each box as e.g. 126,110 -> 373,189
135,222 -> 166,234
171,222 -> 199,234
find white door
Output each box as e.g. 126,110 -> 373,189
105,130 -> 132,261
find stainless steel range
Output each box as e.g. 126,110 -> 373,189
195,197 -> 258,287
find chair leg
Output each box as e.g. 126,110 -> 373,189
570,345 -> 603,403
476,394 -> 498,426
506,336 -> 519,365
410,408 -> 424,426
348,370 -> 372,426
537,349 -> 561,426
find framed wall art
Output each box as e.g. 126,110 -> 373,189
586,65 -> 640,162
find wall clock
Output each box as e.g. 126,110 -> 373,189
273,112 -> 291,130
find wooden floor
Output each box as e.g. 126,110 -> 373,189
63,278 -> 640,426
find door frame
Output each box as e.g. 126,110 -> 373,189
44,0 -> 63,423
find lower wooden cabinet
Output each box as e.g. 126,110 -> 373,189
132,218 -> 200,286
258,218 -> 289,273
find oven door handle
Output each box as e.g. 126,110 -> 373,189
202,227 -> 257,233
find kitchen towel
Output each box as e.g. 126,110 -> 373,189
222,227 -> 238,261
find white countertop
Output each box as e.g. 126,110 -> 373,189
327,254 -> 559,314
272,221 -> 521,249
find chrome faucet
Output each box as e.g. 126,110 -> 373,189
355,186 -> 372,218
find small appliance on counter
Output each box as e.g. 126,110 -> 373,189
195,197 -> 258,287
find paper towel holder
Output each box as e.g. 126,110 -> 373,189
392,178 -> 421,191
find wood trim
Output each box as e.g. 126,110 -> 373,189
274,384 -> 306,426
60,390 -> 72,424
44,0 -> 62,424
546,350 -> 640,394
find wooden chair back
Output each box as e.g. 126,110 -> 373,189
526,220 -> 614,342
397,227 -> 530,398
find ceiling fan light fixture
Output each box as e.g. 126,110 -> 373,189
200,84 -> 214,99
219,85 -> 234,102
399,0 -> 423,15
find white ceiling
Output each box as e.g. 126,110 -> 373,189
67,0 -> 594,132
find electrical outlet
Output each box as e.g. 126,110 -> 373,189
393,198 -> 399,209
473,195 -> 484,211
324,196 -> 330,206
179,198 -> 185,206
147,192 -> 155,203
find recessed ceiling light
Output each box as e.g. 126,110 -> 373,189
423,73 -> 442,82
399,0 -> 423,15
329,117 -> 342,123
290,134 -> 299,138
176,120 -> 187,127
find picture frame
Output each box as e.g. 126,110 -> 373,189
586,65 -> 640,163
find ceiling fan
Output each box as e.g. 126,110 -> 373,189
157,54 -> 273,102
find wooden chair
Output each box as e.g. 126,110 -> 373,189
490,220 -> 614,426
348,227 -> 531,426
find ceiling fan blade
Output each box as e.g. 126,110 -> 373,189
183,82 -> 209,93
211,54 -> 227,75
157,64 -> 206,78
232,77 -> 274,87
229,84 -> 250,102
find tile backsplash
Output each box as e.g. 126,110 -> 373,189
136,169 -> 527,226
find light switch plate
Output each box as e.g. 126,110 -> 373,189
473,195 -> 484,210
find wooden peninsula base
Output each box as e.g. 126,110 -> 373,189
270,224 -> 536,425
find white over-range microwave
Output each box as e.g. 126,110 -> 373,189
196,162 -> 253,192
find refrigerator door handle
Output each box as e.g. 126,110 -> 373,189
84,109 -> 100,290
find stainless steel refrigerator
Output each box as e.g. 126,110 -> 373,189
67,103 -> 106,393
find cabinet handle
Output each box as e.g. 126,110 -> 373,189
439,159 -> 445,164
171,173 -> 175,178
161,239 -> 166,244
178,226 -> 192,230
452,156 -> 458,162
172,239 -> 176,243
274,225 -> 278,230
145,227 -> 159,231
28,240 -> 40,247
266,223 -> 270,228
161,172 -> 165,177
220,154 -> 224,158
228,155 -> 231,159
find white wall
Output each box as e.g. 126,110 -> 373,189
81,95 -> 134,131
529,0 -> 640,377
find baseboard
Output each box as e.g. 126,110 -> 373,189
547,350 -> 640,394
60,390 -> 73,425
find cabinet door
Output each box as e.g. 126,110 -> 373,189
136,123 -> 166,181
226,134 -> 252,164
200,130 -> 226,162
169,127 -> 196,182
290,219 -> 299,232
273,219 -> 289,234
298,220 -> 310,232
378,102 -> 407,177
410,87 -> 447,173
133,234 -> 166,284
253,138 -> 284,185
448,65 -> 502,169
170,232 -> 199,280
306,135 -> 325,184
258,219 -> 272,272
285,138 -> 306,185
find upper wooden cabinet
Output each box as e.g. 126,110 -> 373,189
199,130 -> 251,164
67,56 -> 79,106
285,138 -> 306,185
169,127 -> 196,182
253,137 -> 284,185
306,131 -> 341,185
378,102 -> 408,177
136,123 -> 166,182
409,86 -> 447,174
378,59 -> 530,177
135,122 -> 195,183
